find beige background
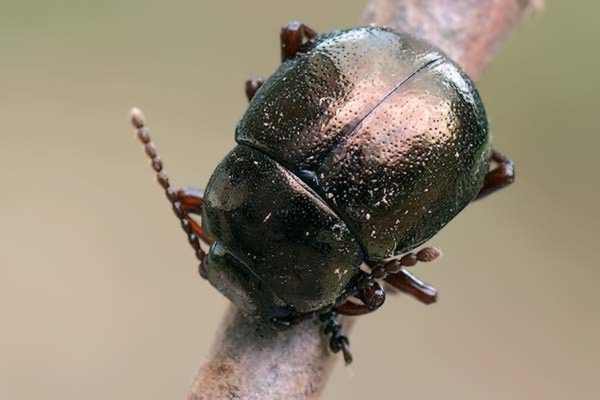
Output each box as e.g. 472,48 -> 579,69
1,1 -> 598,399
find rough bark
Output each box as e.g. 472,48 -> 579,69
188,308 -> 341,400
187,1 -> 541,399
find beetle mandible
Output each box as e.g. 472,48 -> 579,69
130,22 -> 515,364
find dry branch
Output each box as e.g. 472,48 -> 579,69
187,1 -> 540,399
363,0 -> 542,80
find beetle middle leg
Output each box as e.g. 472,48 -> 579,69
475,149 -> 515,200
176,187 -> 212,246
130,108 -> 212,277
336,247 -> 441,314
382,247 -> 440,304
280,21 -> 317,62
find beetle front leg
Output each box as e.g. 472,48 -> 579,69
245,78 -> 264,101
336,279 -> 386,316
476,149 -> 515,200
176,187 -> 212,246
280,21 -> 317,62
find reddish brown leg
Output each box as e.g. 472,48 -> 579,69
176,187 -> 212,246
379,247 -> 441,304
385,270 -> 438,305
335,301 -> 371,316
336,280 -> 386,316
476,149 -> 515,200
377,246 -> 440,294
245,78 -> 264,101
130,108 -> 211,278
337,247 -> 441,314
280,21 -> 317,62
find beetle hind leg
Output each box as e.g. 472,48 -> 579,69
476,149 -> 515,200
280,21 -> 317,62
130,108 -> 212,277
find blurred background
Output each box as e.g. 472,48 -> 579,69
1,1 -> 598,399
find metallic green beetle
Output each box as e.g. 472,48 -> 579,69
132,22 -> 514,363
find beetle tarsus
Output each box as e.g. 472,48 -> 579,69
245,78 -> 264,101
280,21 -> 317,62
476,149 -> 515,200
320,311 -> 353,364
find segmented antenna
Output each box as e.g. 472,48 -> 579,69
130,108 -> 208,275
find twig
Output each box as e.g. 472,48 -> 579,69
188,307 -> 339,400
363,0 -> 542,80
187,1 -> 541,399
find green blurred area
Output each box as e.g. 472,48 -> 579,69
1,1 -> 598,399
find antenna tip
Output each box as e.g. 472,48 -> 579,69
130,107 -> 146,129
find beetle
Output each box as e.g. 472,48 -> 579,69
130,22 -> 514,364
